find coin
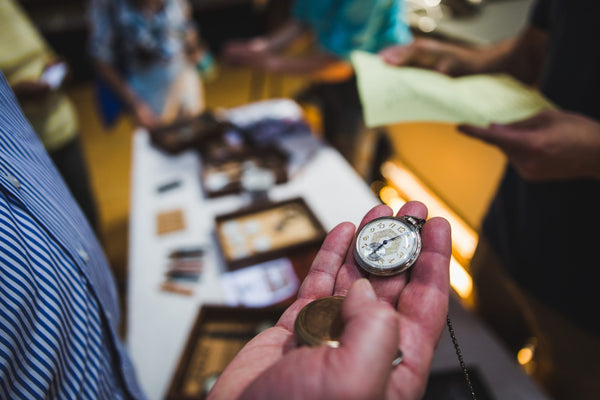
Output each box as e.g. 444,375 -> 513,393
294,296 -> 345,348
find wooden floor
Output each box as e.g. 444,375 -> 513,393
69,65 -> 310,333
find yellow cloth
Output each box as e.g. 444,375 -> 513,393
0,0 -> 78,152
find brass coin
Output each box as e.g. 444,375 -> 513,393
294,296 -> 345,348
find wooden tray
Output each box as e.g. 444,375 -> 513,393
165,305 -> 285,400
200,146 -> 288,198
214,197 -> 327,271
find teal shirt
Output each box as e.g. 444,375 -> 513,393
292,0 -> 412,60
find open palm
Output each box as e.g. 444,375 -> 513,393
208,201 -> 451,400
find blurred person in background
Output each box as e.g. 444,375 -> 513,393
0,0 -> 99,234
380,0 -> 600,398
88,0 -> 211,129
222,0 -> 412,163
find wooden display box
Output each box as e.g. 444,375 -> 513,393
148,112 -> 227,155
214,197 -> 327,271
165,305 -> 285,400
200,146 -> 288,198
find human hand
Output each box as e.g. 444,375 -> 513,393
250,53 -> 285,72
208,201 -> 452,400
11,80 -> 51,102
379,37 -> 481,76
222,38 -> 270,66
458,109 -> 600,181
132,101 -> 160,129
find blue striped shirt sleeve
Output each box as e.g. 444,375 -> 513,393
0,71 -> 145,399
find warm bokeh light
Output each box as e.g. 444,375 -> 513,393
450,256 -> 473,299
517,347 -> 534,366
380,161 -> 478,264
517,338 -> 538,375
378,185 -> 407,213
377,161 -> 479,302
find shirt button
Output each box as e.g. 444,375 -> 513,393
6,173 -> 21,190
77,247 -> 89,263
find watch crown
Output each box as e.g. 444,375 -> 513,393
404,216 -> 425,230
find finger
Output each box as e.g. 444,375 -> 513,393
457,122 -> 523,149
298,221 -> 356,299
367,201 -> 429,305
383,217 -> 451,398
397,216 -> 451,341
335,279 -> 398,397
380,45 -> 414,66
334,204 -> 393,296
499,111 -> 550,130
458,109 -> 552,145
277,221 -> 356,331
435,58 -> 454,76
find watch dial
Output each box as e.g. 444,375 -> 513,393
355,217 -> 420,274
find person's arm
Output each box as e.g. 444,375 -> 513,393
380,25 -> 548,85
93,60 -> 159,128
88,0 -> 160,128
254,19 -> 308,54
222,20 -> 308,65
256,51 -> 340,75
484,25 -> 548,85
223,19 -> 343,75
9,54 -> 68,102
208,201 -> 452,400
458,110 -> 600,181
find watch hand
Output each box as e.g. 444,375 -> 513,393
387,234 -> 403,242
369,234 -> 404,255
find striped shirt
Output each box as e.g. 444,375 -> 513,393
0,73 -> 145,398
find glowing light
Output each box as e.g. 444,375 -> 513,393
377,161 -> 480,301
379,185 -> 407,214
380,161 -> 478,263
450,256 -> 473,299
517,338 -> 537,368
518,347 -> 534,365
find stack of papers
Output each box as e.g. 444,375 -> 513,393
351,50 -> 555,128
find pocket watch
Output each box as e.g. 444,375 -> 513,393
353,215 -> 425,276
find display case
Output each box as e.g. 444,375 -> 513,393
214,197 -> 327,271
165,305 -> 285,400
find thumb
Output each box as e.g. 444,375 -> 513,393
338,279 -> 399,393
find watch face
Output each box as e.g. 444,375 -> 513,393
353,216 -> 422,276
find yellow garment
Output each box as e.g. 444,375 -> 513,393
0,0 -> 78,152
